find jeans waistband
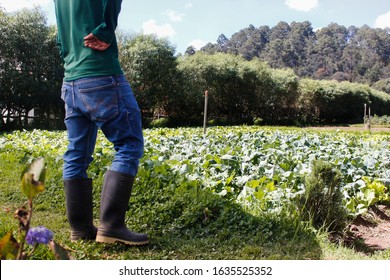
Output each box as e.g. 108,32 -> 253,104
63,75 -> 126,86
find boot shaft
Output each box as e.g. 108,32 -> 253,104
99,170 -> 134,227
63,178 -> 96,241
97,170 -> 148,245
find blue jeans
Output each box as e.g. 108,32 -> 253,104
61,75 -> 144,179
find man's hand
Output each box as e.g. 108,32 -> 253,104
84,33 -> 111,51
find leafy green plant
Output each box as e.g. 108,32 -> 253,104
0,158 -> 72,260
344,177 -> 390,216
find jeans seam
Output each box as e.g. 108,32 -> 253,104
84,125 -> 94,174
78,82 -> 116,93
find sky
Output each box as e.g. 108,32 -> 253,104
1,0 -> 390,54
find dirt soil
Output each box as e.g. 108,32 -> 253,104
332,205 -> 390,253
307,126 -> 390,132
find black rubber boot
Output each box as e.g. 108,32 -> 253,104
64,178 -> 97,241
96,170 -> 149,246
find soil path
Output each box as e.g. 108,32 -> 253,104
347,205 -> 390,252
307,126 -> 390,132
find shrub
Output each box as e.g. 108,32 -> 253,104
370,115 -> 390,126
150,118 -> 169,128
298,160 -> 348,231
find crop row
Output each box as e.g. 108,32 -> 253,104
1,127 -> 389,218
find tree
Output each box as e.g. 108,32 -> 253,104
201,41 -> 222,54
372,78 -> 390,94
0,8 -> 63,130
118,34 -> 178,126
229,25 -> 270,60
308,23 -> 348,79
199,20 -> 390,84
216,34 -> 229,53
353,26 -> 389,84
185,45 -> 196,56
260,21 -> 291,69
177,53 -> 258,125
286,21 -> 315,76
340,26 -> 361,82
176,53 -> 301,126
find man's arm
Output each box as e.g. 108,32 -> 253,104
90,0 -> 122,45
53,0 -> 64,59
56,32 -> 65,58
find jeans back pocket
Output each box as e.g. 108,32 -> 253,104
77,78 -> 119,122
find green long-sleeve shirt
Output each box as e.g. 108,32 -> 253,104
54,0 -> 123,81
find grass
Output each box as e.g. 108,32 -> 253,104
0,172 -> 323,260
1,127 -> 390,260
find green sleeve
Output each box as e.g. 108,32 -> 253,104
92,0 -> 122,44
53,1 -> 64,60
56,33 -> 64,60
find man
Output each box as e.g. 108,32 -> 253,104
54,0 -> 148,246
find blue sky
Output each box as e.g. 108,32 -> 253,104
1,0 -> 390,53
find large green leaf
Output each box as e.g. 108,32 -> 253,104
21,158 -> 45,200
0,232 -> 19,260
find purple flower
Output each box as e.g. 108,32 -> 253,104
26,226 -> 53,245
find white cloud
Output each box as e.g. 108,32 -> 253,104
188,39 -> 207,50
166,10 -> 185,22
0,0 -> 50,12
185,2 -> 193,9
142,19 -> 176,38
375,11 -> 390,28
285,0 -> 319,12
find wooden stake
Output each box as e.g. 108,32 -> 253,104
203,90 -> 209,135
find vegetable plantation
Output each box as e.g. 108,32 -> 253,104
1,126 -> 390,260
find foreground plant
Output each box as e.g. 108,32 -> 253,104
0,158 -> 72,260
297,160 -> 348,231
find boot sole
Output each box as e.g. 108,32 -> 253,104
70,237 -> 97,243
96,235 -> 149,246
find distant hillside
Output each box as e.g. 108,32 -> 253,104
187,21 -> 390,94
